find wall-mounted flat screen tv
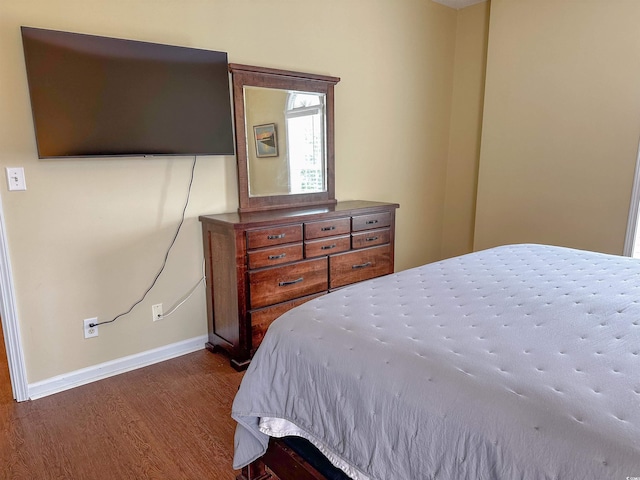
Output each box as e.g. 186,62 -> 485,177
21,26 -> 235,158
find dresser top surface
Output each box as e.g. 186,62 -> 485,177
199,200 -> 399,228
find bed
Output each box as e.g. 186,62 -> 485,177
231,244 -> 640,479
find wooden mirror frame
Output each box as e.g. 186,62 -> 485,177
230,64 -> 340,213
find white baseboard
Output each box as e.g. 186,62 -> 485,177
27,335 -> 208,400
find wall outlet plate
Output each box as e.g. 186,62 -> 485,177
152,304 -> 163,321
84,318 -> 98,338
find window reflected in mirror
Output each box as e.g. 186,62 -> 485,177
286,92 -> 326,194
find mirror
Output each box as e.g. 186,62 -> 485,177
245,87 -> 326,197
230,64 -> 340,213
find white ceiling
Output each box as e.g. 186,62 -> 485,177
432,0 -> 486,9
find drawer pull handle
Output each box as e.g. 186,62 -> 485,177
279,277 -> 303,287
352,262 -> 372,269
321,244 -> 336,250
268,253 -> 286,260
365,220 -> 379,225
268,233 -> 286,240
365,236 -> 379,242
321,226 -> 336,231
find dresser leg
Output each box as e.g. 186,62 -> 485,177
230,357 -> 251,371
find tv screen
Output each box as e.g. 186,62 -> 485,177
21,26 -> 235,158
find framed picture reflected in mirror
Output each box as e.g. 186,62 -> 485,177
253,123 -> 278,158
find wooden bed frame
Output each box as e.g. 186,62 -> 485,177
237,438 -> 329,480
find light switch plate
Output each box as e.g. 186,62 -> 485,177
6,167 -> 26,191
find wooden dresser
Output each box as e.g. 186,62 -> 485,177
199,200 -> 399,369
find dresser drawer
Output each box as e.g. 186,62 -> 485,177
305,217 -> 351,240
248,243 -> 303,269
352,211 -> 391,232
246,224 -> 303,249
305,235 -> 350,258
351,228 -> 390,249
249,258 -> 328,309
329,245 -> 392,289
250,293 -> 325,351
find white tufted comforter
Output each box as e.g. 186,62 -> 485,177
232,244 -> 640,479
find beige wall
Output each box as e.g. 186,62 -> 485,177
441,1 -> 490,258
475,0 -> 640,254
0,0 -> 460,383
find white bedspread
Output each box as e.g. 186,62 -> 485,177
232,244 -> 640,479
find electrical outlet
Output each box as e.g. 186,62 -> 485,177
152,303 -> 163,321
84,318 -> 98,339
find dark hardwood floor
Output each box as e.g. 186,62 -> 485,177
0,348 -> 244,479
0,323 -> 12,404
0,324 -> 13,404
